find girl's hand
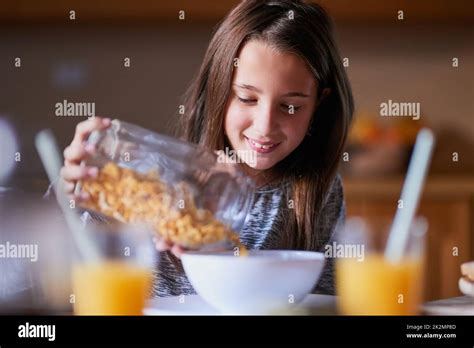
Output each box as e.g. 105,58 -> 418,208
152,236 -> 186,259
59,117 -> 112,200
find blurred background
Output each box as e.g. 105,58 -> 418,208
0,0 -> 473,304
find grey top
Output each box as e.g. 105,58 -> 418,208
152,174 -> 345,297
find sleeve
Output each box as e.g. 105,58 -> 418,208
312,174 -> 345,295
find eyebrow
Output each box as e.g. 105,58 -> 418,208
233,83 -> 310,98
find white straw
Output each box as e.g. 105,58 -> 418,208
35,129 -> 101,262
384,128 -> 435,263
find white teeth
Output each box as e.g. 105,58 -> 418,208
249,139 -> 274,150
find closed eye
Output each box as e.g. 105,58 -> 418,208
237,97 -> 257,105
282,104 -> 301,113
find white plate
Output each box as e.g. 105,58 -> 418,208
422,296 -> 474,315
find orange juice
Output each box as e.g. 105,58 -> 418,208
336,254 -> 423,315
72,261 -> 152,315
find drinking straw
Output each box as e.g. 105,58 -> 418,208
384,128 -> 435,263
35,129 -> 101,262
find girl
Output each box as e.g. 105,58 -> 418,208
60,0 -> 354,297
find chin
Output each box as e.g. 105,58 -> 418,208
248,158 -> 279,171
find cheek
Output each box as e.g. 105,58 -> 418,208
224,102 -> 251,136
281,115 -> 311,146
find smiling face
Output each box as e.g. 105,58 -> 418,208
224,40 -> 319,175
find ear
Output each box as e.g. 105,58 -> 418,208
314,88 -> 331,111
320,87 -> 331,101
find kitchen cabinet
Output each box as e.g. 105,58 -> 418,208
344,176 -> 474,301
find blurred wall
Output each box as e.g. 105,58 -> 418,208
1,19 -> 473,190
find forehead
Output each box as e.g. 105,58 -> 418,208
234,40 -> 317,94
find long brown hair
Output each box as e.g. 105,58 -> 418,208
178,0 -> 354,251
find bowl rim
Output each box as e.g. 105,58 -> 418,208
181,249 -> 326,263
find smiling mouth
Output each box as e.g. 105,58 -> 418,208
245,136 -> 281,153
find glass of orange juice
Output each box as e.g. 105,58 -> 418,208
72,224 -> 156,315
335,217 -> 427,315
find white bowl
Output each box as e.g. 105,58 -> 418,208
181,250 -> 326,314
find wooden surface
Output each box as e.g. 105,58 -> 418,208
345,176 -> 474,198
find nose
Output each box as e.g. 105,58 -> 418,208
252,102 -> 278,137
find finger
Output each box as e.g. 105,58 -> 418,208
63,144 -> 94,166
60,180 -> 76,194
154,238 -> 172,251
66,192 -> 90,204
171,244 -> 184,258
71,117 -> 111,145
76,191 -> 90,202
60,165 -> 98,182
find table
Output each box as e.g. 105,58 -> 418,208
145,294 -> 337,315
422,296 -> 474,315
145,294 -> 474,315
